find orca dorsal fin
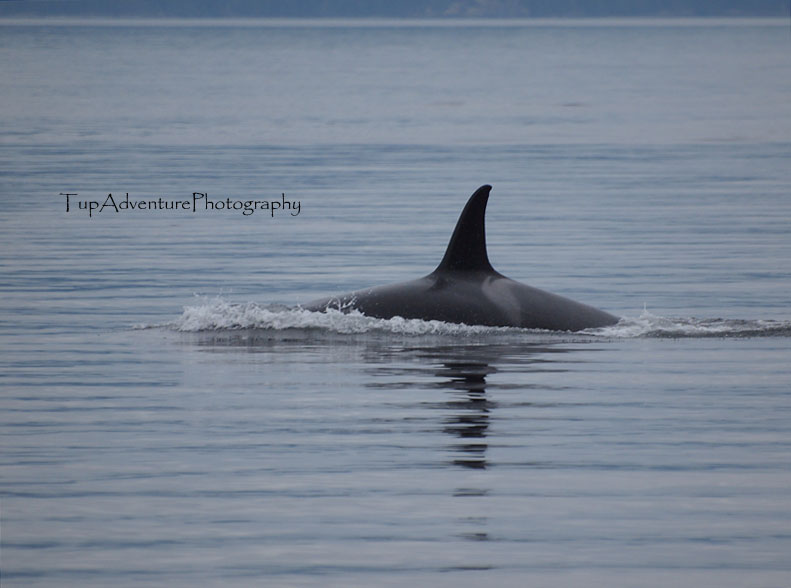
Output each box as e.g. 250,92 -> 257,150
434,185 -> 495,273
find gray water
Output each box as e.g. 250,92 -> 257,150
1,18 -> 791,587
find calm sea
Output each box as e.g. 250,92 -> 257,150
1,18 -> 791,587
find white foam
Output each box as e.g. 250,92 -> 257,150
587,309 -> 791,338
171,297 -> 516,336
164,297 -> 791,339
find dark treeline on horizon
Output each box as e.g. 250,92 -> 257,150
0,0 -> 788,18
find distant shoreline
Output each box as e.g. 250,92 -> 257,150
0,16 -> 788,28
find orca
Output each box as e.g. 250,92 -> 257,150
303,185 -> 619,331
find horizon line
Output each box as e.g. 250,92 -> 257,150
0,16 -> 788,27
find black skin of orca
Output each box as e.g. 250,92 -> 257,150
303,185 -> 619,331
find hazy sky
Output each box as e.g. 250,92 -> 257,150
0,0 -> 788,18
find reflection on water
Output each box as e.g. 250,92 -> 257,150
408,342 -> 570,472
408,343 -> 569,545
439,359 -> 493,542
186,332 -> 572,478
183,331 -> 576,549
435,361 -> 494,470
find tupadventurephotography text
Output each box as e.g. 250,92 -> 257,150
60,192 -> 301,218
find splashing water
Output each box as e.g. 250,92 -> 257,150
594,310 -> 791,338
169,297 -> 514,336
156,297 -> 791,339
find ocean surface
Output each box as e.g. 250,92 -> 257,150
1,18 -> 791,587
